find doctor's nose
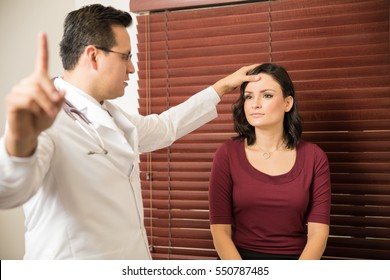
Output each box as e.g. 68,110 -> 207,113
127,60 -> 135,74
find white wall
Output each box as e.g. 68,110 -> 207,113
0,0 -> 138,259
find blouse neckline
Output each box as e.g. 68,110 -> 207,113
238,139 -> 306,185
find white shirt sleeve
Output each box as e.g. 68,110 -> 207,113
130,86 -> 221,153
0,133 -> 53,209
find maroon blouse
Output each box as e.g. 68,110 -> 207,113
208,138 -> 331,255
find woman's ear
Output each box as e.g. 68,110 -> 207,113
285,96 -> 294,112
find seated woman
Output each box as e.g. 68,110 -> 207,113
208,63 -> 331,260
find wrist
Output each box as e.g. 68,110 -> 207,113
212,79 -> 229,98
5,133 -> 38,157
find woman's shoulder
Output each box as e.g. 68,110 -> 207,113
221,137 -> 244,148
215,137 -> 244,155
298,140 -> 328,159
299,140 -> 323,151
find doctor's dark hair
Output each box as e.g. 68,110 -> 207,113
60,4 -> 132,70
232,63 -> 303,149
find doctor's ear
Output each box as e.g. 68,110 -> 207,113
84,45 -> 98,66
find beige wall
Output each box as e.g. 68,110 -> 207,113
0,0 -> 137,259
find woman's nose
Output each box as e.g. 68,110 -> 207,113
251,97 -> 261,108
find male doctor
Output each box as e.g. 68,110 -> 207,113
0,4 -> 259,259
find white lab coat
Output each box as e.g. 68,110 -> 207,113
0,77 -> 220,259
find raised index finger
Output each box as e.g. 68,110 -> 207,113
35,32 -> 49,74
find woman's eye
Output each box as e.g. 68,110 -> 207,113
244,95 -> 252,100
264,94 -> 273,98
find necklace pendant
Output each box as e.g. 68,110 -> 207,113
263,152 -> 271,159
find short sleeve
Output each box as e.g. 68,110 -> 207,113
307,145 -> 331,225
208,142 -> 234,225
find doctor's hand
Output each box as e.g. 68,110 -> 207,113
5,32 -> 64,157
212,64 -> 261,98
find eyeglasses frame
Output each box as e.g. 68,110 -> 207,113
94,46 -> 132,62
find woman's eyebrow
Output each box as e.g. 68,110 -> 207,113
260,88 -> 276,93
245,88 -> 277,95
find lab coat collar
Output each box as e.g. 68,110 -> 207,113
54,77 -> 119,132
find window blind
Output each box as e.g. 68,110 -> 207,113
132,0 -> 390,260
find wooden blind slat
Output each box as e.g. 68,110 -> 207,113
324,247 -> 390,260
130,0 -> 255,13
328,237 -> 390,250
332,184 -> 390,195
331,194 -> 390,206
144,209 -> 210,220
330,216 -> 390,228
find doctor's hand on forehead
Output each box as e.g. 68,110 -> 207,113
212,64 -> 261,98
5,32 -> 65,158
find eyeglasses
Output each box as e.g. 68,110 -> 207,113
95,46 -> 132,62
63,99 -> 108,155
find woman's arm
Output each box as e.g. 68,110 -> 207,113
210,224 -> 242,260
299,222 -> 329,260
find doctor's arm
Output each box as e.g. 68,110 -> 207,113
5,32 -> 64,157
135,65 -> 260,152
0,33 -> 63,208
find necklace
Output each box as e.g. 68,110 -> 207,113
255,141 -> 284,159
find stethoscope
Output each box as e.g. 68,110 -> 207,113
62,99 -> 108,155
63,97 -> 146,241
